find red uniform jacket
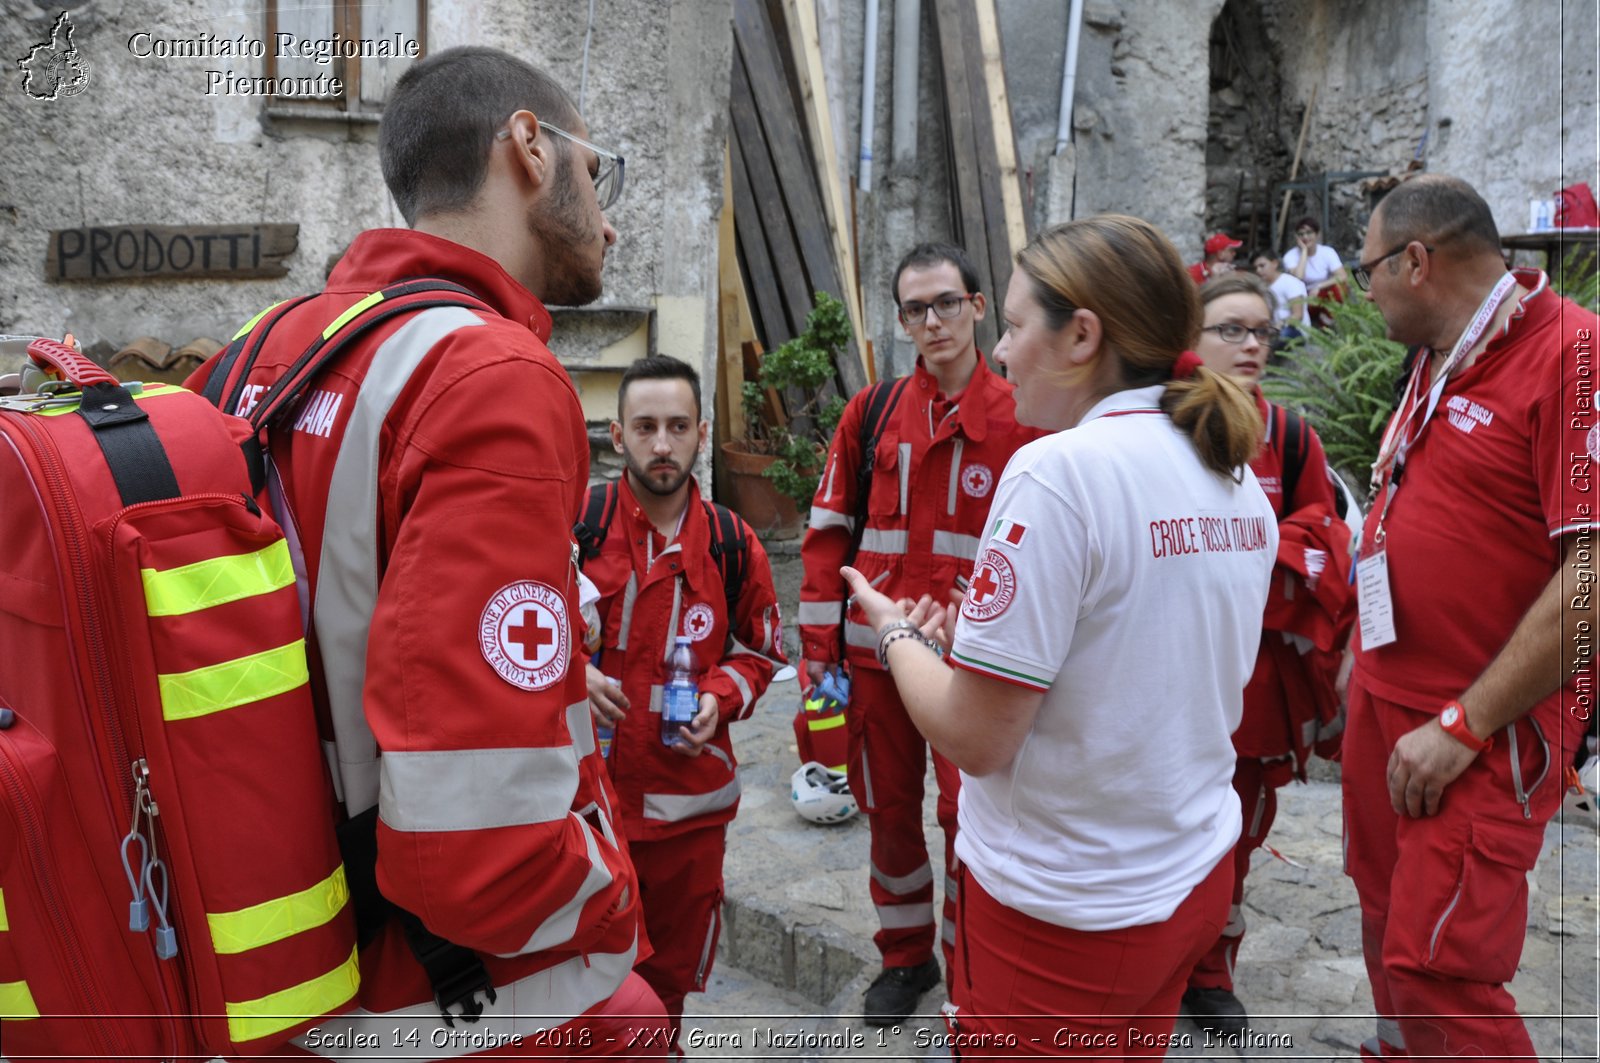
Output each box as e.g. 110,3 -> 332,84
186,229 -> 642,1020
582,476 -> 786,841
1236,394 -> 1355,773
798,353 -> 1042,669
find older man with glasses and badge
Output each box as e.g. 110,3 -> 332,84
1343,174 -> 1599,1062
186,46 -> 665,1059
799,243 -> 1043,1025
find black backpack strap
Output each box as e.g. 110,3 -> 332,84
703,500 -> 749,617
208,295 -> 317,412
336,808 -> 496,1026
846,378 -> 909,561
1279,405 -> 1307,518
76,380 -> 183,507
573,482 -> 619,564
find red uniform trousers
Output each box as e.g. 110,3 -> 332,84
847,667 -> 961,972
1343,678 -> 1577,1061
948,855 -> 1232,1059
1187,755 -> 1294,991
629,823 -> 726,1054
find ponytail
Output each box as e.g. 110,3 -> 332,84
1159,366 -> 1263,476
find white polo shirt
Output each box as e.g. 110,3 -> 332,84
1268,273 -> 1310,325
1283,243 -> 1344,287
948,385 -> 1276,932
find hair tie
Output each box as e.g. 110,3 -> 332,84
1171,350 -> 1204,380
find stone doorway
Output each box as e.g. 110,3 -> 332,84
1205,0 -> 1289,258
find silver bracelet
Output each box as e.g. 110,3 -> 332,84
876,618 -> 927,669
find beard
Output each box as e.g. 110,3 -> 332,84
529,152 -> 605,307
624,450 -> 692,497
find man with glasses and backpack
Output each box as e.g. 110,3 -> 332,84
187,47 -> 663,1058
798,243 -> 1041,1025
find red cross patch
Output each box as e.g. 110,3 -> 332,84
961,463 -> 994,498
479,581 -> 570,690
960,549 -> 1016,623
684,602 -> 716,642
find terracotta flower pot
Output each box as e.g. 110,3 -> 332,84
719,441 -> 803,539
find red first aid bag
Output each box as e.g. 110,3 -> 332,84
0,340 -> 357,1059
1556,182 -> 1599,229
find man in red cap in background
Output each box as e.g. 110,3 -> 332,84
1190,232 -> 1243,284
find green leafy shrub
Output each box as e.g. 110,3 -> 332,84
1553,245 -> 1600,312
1261,296 -> 1407,500
738,291 -> 849,508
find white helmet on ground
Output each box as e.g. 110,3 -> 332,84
790,762 -> 858,824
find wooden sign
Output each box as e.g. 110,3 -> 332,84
46,224 -> 298,281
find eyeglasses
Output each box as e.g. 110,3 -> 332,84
1295,228 -> 1316,237
1351,242 -> 1431,291
497,121 -> 626,212
897,293 -> 976,326
1201,323 -> 1279,345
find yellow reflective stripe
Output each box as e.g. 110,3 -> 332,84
0,979 -> 39,1019
806,713 -> 847,732
35,384 -> 180,417
323,292 -> 384,339
159,640 -> 309,722
232,299 -> 292,341
142,540 -> 296,617
208,865 -> 349,955
225,946 -> 360,1043
0,886 -> 8,931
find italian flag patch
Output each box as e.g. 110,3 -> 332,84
991,517 -> 1028,547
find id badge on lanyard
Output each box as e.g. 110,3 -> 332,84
1358,272 -> 1518,650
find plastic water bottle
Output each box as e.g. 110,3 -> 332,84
661,636 -> 699,746
597,676 -> 620,760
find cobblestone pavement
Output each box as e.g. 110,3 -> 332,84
681,548 -> 1600,1061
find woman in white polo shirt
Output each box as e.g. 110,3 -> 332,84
844,215 -> 1277,1057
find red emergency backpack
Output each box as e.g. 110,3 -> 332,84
0,339 -> 356,1058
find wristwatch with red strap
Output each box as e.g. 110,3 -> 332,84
1439,699 -> 1492,752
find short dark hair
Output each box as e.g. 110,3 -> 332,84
1252,248 -> 1279,265
891,242 -> 980,304
379,47 -> 580,226
1293,216 -> 1321,234
618,355 -> 702,419
1372,174 -> 1501,255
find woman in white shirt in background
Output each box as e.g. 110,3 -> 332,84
1282,216 -> 1349,299
844,215 -> 1277,1058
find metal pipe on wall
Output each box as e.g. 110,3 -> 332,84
890,0 -> 919,168
1054,0 -> 1085,154
858,0 -> 882,191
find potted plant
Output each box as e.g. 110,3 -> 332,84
720,291 -> 850,537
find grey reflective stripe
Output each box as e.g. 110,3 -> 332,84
944,873 -> 959,901
809,506 -> 854,532
1222,902 -> 1246,937
726,635 -> 786,671
845,621 -> 877,649
294,930 -> 639,1056
876,902 -> 934,929
898,442 -> 911,513
380,746 -> 578,831
1248,784 -> 1268,837
942,920 -> 957,946
933,530 -> 982,561
504,808 -> 616,955
871,861 -> 933,896
704,744 -> 734,772
643,778 -> 741,821
694,901 -> 720,987
717,663 -> 754,713
823,453 -> 838,501
1377,1018 -> 1406,1049
1301,717 -> 1318,747
947,439 -> 964,516
321,740 -> 344,806
1427,883 -> 1464,962
567,699 -> 596,759
861,746 -> 876,808
316,306 -> 486,815
616,572 -> 639,652
661,578 -> 683,666
860,528 -> 908,554
797,600 -> 844,626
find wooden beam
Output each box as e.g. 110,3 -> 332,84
717,143 -> 749,446
730,51 -> 812,341
973,0 -> 1029,257
957,0 -> 1012,355
733,0 -> 867,396
931,0 -> 997,353
729,111 -> 793,347
780,0 -> 871,394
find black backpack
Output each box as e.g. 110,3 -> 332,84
573,482 -> 749,615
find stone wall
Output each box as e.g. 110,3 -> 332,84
1,0 -> 730,441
